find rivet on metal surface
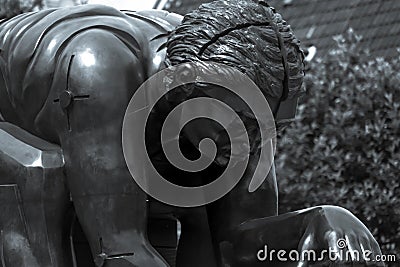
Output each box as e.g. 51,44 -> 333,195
52,55 -> 90,132
59,90 -> 74,109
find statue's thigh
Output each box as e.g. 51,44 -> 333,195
35,29 -> 152,258
36,28 -> 145,194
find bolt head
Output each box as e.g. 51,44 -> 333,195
59,90 -> 74,109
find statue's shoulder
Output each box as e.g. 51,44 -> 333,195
0,5 -> 122,40
0,5 -> 182,49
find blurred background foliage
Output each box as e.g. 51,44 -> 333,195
0,0 -> 42,18
276,28 -> 400,261
0,0 -> 87,18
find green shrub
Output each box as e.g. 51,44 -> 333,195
276,28 -> 400,263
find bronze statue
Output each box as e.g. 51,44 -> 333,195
0,1 -> 384,266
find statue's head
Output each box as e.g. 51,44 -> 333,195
166,0 -> 305,129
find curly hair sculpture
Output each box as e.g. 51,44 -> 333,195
166,0 -> 305,101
